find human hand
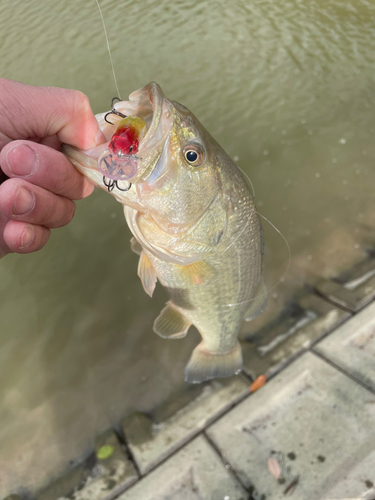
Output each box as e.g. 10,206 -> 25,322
0,78 -> 105,258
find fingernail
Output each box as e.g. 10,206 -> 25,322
6,144 -> 39,177
95,129 -> 107,146
20,225 -> 34,248
14,187 -> 35,215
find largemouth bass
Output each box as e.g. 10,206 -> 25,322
63,82 -> 268,383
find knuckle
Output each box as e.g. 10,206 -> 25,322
44,193 -> 61,226
49,88 -> 92,129
47,196 -> 75,228
63,89 -> 91,119
58,155 -> 77,192
74,92 -> 92,121
74,90 -> 90,108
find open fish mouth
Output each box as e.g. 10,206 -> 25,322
62,82 -> 173,192
96,82 -> 169,183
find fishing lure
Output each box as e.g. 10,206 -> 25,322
98,98 -> 147,183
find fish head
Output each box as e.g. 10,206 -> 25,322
63,82 -> 223,228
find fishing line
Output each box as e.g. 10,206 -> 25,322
224,211 -> 291,308
237,164 -> 255,198
221,165 -> 256,254
256,211 -> 291,293
95,0 -> 122,100
222,221 -> 249,254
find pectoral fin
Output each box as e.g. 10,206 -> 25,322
130,237 -> 142,255
244,277 -> 268,321
153,303 -> 191,339
138,252 -> 157,297
180,260 -> 214,286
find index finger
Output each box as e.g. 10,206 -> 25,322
0,78 -> 105,150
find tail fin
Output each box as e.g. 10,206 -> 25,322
184,342 -> 243,384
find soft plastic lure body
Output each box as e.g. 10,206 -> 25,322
98,116 -> 147,181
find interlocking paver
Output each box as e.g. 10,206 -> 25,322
36,429 -> 138,500
117,436 -> 247,500
241,293 -> 350,379
316,259 -> 375,312
207,352 -> 375,500
122,376 -> 249,475
314,301 -> 375,392
322,449 -> 375,500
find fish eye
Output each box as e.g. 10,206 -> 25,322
183,144 -> 204,166
186,150 -> 198,162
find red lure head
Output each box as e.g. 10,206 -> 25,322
98,116 -> 147,182
108,116 -> 147,157
109,124 -> 139,156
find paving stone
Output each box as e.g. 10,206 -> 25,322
241,292 -> 350,379
314,300 -> 375,392
117,436 -> 247,500
207,352 -> 375,500
36,429 -> 138,500
150,384 -> 203,424
322,449 -> 375,500
122,376 -> 249,475
36,457 -> 96,500
316,258 -> 375,312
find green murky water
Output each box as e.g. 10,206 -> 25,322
1,0 -> 375,495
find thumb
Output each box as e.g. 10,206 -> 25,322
0,78 -> 105,150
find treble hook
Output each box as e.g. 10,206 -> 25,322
103,176 -> 116,192
116,181 -> 132,192
103,176 -> 132,193
104,97 -> 127,125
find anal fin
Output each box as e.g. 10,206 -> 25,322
138,251 -> 157,297
245,276 -> 268,321
153,303 -> 191,339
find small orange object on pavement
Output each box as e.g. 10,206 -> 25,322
250,374 -> 267,393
